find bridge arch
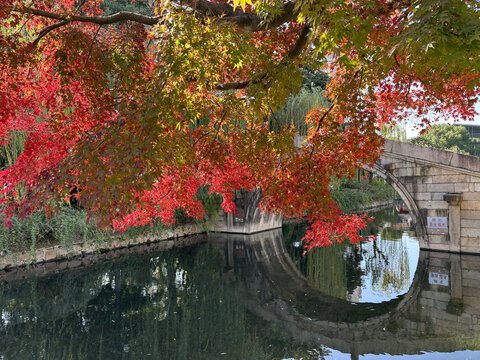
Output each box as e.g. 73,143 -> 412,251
211,229 -> 424,326
362,162 -> 428,249
377,140 -> 480,253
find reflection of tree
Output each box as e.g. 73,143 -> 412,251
305,245 -> 349,299
345,245 -> 363,297
0,243 -> 327,360
284,223 -> 352,300
363,235 -> 411,297
284,207 -> 414,302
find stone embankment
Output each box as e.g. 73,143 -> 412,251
0,224 -> 205,272
351,200 -> 395,213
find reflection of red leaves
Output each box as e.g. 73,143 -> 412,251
303,213 -> 370,250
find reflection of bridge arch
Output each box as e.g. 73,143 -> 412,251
363,162 -> 428,249
210,230 -> 480,356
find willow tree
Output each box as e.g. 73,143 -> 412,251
1,0 -> 479,248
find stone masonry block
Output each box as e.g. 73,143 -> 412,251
455,183 -> 470,192
426,184 -> 455,193
461,237 -> 480,247
44,249 -> 57,262
460,227 -> 480,238
462,270 -> 480,283
464,286 -> 480,298
411,183 -> 427,192
432,174 -> 468,184
421,176 -> 434,184
414,192 -> 432,201
395,167 -> 414,177
461,192 -> 480,201
464,278 -> 480,288
462,257 -> 480,270
431,193 -> 446,201
461,201 -> 480,210
461,210 -> 480,220
427,242 -> 451,251
417,200 -> 449,209
461,219 -> 480,228
428,234 -> 448,244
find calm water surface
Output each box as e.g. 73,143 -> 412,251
0,208 -> 479,359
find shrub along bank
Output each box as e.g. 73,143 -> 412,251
330,175 -> 398,213
0,187 -> 222,260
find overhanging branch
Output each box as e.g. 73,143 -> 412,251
180,0 -> 298,31
15,6 -> 161,26
12,0 -> 297,32
32,20 -> 69,47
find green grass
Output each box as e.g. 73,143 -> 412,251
0,207 -> 110,254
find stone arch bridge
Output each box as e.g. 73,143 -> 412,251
368,139 -> 480,254
215,138 -> 480,254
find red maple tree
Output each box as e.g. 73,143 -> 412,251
0,0 -> 479,248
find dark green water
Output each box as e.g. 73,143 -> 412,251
1,209 -> 479,360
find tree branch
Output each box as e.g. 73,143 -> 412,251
32,20 -> 68,47
13,0 -> 297,32
180,0 -> 298,31
31,0 -> 87,47
284,24 -> 310,60
215,24 -> 310,91
15,6 -> 161,26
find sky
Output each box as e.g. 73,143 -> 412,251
403,103 -> 480,139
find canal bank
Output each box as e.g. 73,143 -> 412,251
0,223 -> 206,271
0,201 -> 396,271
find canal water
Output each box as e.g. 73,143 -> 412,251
0,208 -> 479,359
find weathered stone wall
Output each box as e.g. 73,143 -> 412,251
399,252 -> 480,337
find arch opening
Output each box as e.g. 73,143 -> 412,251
362,163 -> 428,250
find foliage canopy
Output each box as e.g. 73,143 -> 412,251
1,0 -> 480,248
411,124 -> 480,156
